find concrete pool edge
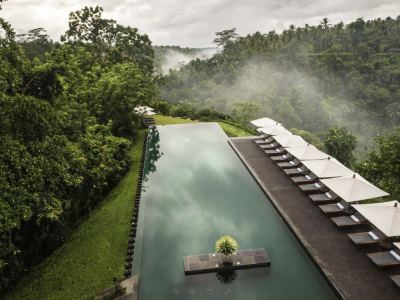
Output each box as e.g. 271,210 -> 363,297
228,138 -> 345,300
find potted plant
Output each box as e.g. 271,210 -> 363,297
215,235 -> 238,264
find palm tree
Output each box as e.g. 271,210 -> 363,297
215,235 -> 238,263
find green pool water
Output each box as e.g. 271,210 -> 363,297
132,123 -> 338,300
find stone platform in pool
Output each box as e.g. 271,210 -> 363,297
230,137 -> 400,300
183,249 -> 271,275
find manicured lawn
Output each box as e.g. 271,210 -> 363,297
153,115 -> 252,137
217,122 -> 253,137
152,114 -> 197,125
5,130 -> 146,300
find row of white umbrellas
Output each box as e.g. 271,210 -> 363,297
251,117 -> 397,238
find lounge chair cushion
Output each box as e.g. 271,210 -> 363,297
390,251 -> 400,261
368,251 -> 400,267
351,215 -> 360,223
368,231 -> 379,241
305,175 -> 311,180
337,203 -> 344,210
348,231 -> 380,245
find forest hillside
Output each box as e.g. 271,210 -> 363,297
160,18 -> 400,153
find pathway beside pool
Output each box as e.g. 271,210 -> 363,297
229,137 -> 400,300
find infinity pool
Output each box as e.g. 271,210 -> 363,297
132,123 -> 337,300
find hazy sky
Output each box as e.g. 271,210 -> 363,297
1,0 -> 400,47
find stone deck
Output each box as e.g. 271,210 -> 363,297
183,248 -> 270,275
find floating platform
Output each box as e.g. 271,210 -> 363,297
183,248 -> 270,275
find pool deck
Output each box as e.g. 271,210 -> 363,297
183,249 -> 271,275
229,137 -> 400,300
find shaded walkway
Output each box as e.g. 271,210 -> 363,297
230,137 -> 400,300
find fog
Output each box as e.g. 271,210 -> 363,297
162,57 -> 382,155
160,48 -> 216,74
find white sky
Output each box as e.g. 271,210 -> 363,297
1,0 -> 400,47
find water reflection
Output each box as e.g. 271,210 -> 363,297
138,123 -> 338,300
216,269 -> 238,284
144,126 -> 163,182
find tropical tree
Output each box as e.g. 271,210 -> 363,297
61,6 -> 154,74
357,128 -> 400,199
324,126 -> 357,167
213,28 -> 238,48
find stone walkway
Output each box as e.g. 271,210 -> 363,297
230,137 -> 400,300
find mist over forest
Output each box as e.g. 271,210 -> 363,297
154,46 -> 215,74
159,19 -> 400,155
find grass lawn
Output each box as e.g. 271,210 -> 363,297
153,115 -> 252,137
5,130 -> 146,300
217,122 -> 253,137
152,114 -> 197,125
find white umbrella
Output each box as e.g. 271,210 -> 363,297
257,125 -> 292,136
321,173 -> 389,203
302,157 -> 353,179
250,117 -> 281,128
353,201 -> 400,237
134,105 -> 156,116
273,135 -> 308,148
286,145 -> 330,161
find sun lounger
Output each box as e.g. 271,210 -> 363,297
277,159 -> 302,169
331,214 -> 367,228
309,192 -> 338,204
390,275 -> 400,288
319,202 -> 348,216
347,231 -> 381,246
265,148 -> 285,156
284,166 -> 307,177
291,173 -> 317,184
367,250 -> 400,268
271,154 -> 291,162
298,182 -> 325,194
259,143 -> 279,150
254,139 -> 268,144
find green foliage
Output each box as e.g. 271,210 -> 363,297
0,6 -> 156,294
85,63 -> 156,136
5,131 -> 146,300
324,126 -> 357,166
62,6 -> 154,75
230,102 -> 260,126
213,28 -> 238,47
16,28 -> 54,61
215,235 -> 239,257
160,16 -> 400,152
290,128 -> 325,150
357,128 -> 400,199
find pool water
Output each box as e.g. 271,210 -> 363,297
132,123 -> 338,300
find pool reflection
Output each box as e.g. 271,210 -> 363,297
136,123 -> 338,300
